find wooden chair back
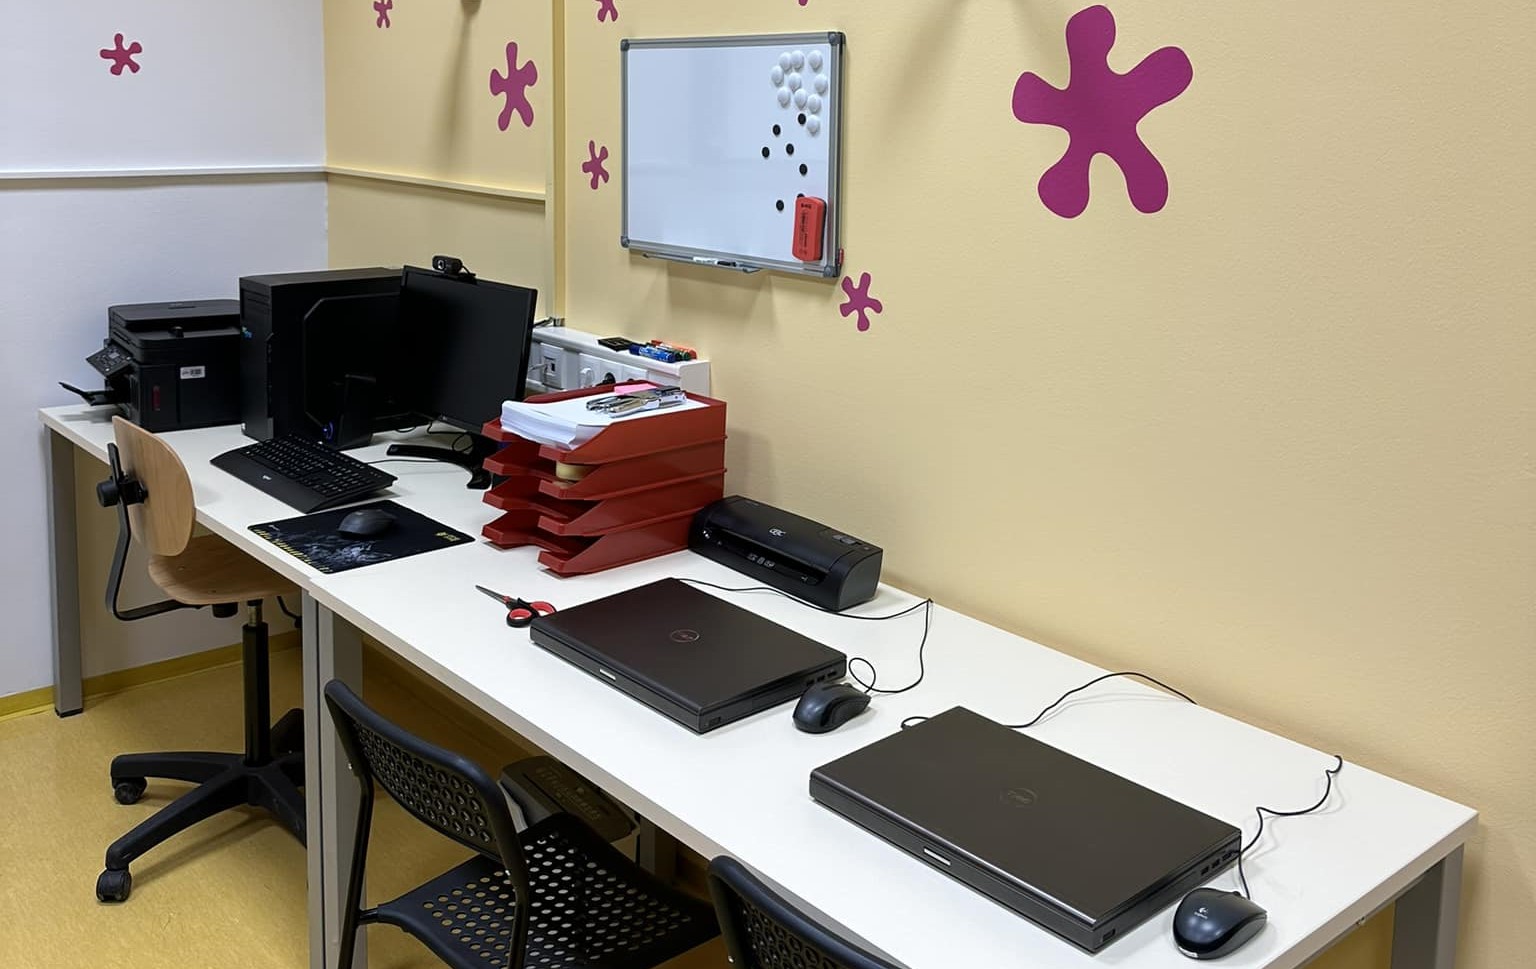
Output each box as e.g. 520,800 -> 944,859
111,416 -> 196,558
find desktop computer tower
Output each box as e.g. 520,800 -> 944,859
238,268 -> 401,441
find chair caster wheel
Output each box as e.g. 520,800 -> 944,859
96,868 -> 132,903
113,778 -> 147,805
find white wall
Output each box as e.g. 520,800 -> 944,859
0,0 -> 328,699
0,1 -> 323,171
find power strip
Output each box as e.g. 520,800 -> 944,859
527,325 -> 711,396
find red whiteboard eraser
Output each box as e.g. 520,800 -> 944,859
793,196 -> 826,262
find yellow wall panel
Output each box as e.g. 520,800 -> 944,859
322,2 -> 1536,967
325,0 -> 551,192
558,4 -> 1534,969
327,176 -> 549,299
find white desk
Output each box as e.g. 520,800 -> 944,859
40,404 -> 1475,969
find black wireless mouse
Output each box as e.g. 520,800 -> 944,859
337,507 -> 396,539
792,682 -> 871,733
1173,888 -> 1267,959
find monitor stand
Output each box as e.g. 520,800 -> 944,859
386,435 -> 498,490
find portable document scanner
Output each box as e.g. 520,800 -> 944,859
689,496 -> 883,612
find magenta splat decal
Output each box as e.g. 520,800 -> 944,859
582,142 -> 611,190
595,0 -> 619,23
373,0 -> 392,29
100,34 -> 142,75
489,42 -> 538,130
1012,6 -> 1192,218
839,273 -> 883,333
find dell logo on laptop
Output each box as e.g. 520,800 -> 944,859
769,527 -> 786,537
1002,787 -> 1038,808
670,629 -> 700,643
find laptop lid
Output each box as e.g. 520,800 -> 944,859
811,707 -> 1239,927
531,578 -> 846,716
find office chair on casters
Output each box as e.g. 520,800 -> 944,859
93,416 -> 305,903
707,856 -> 902,969
322,680 -> 720,969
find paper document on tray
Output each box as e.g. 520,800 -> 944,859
500,385 -> 707,448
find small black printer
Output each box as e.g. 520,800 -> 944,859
689,496 -> 883,612
65,300 -> 243,432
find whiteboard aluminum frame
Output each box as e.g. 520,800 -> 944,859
620,32 -> 845,279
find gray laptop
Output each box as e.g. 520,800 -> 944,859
810,707 -> 1241,952
529,578 -> 847,733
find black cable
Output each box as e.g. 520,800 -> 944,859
677,578 -> 934,695
1235,755 -> 1344,899
1002,671 -> 1196,728
276,596 -> 301,628
900,670 -> 1197,730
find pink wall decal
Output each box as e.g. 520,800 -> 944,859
839,273 -> 883,333
595,0 -> 619,23
373,0 -> 392,29
582,141 -> 611,190
100,34 -> 143,75
489,42 -> 538,130
1012,6 -> 1192,218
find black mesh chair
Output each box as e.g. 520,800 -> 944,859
323,680 -> 719,969
707,856 -> 901,969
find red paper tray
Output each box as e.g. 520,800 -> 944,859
481,512 -> 694,576
484,474 -> 723,537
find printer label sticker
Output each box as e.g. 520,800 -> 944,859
179,366 -> 206,379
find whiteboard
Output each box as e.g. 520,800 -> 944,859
622,33 -> 844,277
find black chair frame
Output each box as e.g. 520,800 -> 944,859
708,856 -> 902,969
324,680 -> 720,969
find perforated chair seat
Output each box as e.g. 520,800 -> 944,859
372,813 -> 717,969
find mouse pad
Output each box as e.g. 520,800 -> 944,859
249,500 -> 472,574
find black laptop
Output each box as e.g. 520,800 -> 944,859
810,707 -> 1241,952
528,578 -> 847,733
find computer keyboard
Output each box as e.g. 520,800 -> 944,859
210,436 -> 397,513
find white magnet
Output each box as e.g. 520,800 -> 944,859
808,50 -> 824,72
777,87 -> 791,106
771,66 -> 784,86
793,89 -> 808,109
807,94 -> 822,114
791,51 -> 806,70
807,116 -> 822,135
814,74 -> 829,94
787,72 -> 802,92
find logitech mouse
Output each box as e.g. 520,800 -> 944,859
792,682 -> 871,734
337,507 -> 396,539
1173,888 -> 1267,959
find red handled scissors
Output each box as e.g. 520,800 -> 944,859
476,585 -> 556,628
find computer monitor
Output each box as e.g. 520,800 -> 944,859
399,265 -> 537,431
385,265 -> 538,486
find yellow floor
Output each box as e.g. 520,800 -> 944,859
0,646 -> 726,969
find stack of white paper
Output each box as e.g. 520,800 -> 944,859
500,384 -> 708,449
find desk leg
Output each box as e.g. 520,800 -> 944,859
304,596 -> 366,969
1390,847 -> 1463,969
636,817 -> 678,884
46,428 -> 83,717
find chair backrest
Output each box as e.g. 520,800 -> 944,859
111,416 -> 195,557
707,856 -> 903,969
322,680 -> 532,901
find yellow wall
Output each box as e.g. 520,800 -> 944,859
324,0 -> 555,299
328,3 -> 1536,967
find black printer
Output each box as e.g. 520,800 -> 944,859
689,496 -> 883,611
65,300 -> 243,432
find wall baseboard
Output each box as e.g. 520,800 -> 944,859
0,631 -> 302,723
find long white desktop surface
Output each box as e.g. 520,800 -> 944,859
39,405 -> 1476,969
